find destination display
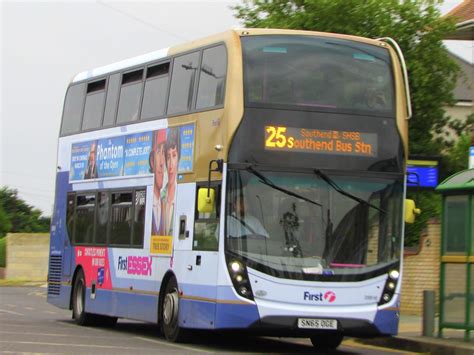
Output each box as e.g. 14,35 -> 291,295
264,126 -> 377,157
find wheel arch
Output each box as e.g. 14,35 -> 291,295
157,270 -> 178,324
69,265 -> 84,310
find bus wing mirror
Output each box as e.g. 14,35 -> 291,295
198,188 -> 215,213
405,199 -> 421,224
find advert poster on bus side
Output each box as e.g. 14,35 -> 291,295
69,124 -> 195,182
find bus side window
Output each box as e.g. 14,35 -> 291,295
82,79 -> 106,131
193,184 -> 220,251
132,190 -> 146,247
196,45 -> 227,110
109,191 -> 133,246
167,51 -> 200,115
141,62 -> 170,120
116,69 -> 144,125
60,83 -> 86,136
74,193 -> 96,245
96,191 -> 110,245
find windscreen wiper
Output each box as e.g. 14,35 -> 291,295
314,169 -> 386,214
247,166 -> 322,207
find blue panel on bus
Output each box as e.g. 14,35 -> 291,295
48,285 -> 72,309
373,309 -> 399,335
86,288 -> 158,323
215,303 -> 260,329
50,172 -> 71,253
179,299 -> 216,329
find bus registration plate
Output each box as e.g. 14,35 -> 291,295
297,318 -> 337,330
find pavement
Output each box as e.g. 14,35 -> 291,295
357,314 -> 474,354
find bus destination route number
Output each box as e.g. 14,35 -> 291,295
264,126 -> 377,157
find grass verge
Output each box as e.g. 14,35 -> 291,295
0,279 -> 46,286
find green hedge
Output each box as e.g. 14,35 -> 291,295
0,237 -> 5,267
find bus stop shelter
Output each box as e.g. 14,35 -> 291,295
436,169 -> 474,341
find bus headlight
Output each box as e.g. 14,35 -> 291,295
378,268 -> 400,306
389,270 -> 400,280
230,261 -> 242,273
227,258 -> 254,300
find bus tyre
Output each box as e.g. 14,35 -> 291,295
72,269 -> 95,326
310,332 -> 344,350
161,278 -> 188,342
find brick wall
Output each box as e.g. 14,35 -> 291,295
401,219 -> 441,315
5,233 -> 50,281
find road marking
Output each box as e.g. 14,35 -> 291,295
28,291 -> 46,297
25,307 -> 35,311
0,309 -> 24,316
43,310 -> 58,315
0,330 -> 119,339
0,340 -> 152,351
5,304 -> 17,308
136,336 -> 213,353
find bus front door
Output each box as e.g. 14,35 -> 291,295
173,183 -> 219,329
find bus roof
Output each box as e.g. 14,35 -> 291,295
71,28 -> 384,84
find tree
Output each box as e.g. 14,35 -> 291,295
233,0 -> 459,156
443,113 -> 474,174
0,187 -> 50,234
0,205 -> 12,238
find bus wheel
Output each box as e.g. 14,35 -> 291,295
310,332 -> 344,350
72,269 -> 95,326
161,278 -> 187,342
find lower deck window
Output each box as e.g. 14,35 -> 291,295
74,194 -> 96,244
69,188 -> 146,248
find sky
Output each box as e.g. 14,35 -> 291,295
0,0 -> 472,216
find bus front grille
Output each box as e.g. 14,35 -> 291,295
47,255 -> 62,296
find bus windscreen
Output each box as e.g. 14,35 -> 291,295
242,35 -> 395,115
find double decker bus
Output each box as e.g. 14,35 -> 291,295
48,29 -> 417,350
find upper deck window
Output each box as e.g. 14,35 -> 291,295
61,83 -> 85,135
141,62 -> 170,120
116,69 -> 144,124
82,79 -> 106,131
196,45 -> 227,110
167,51 -> 200,115
242,35 -> 394,116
